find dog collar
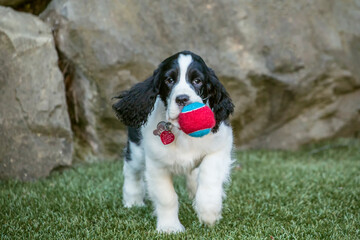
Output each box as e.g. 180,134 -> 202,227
153,121 -> 175,145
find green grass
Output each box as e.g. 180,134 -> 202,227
1,140 -> 360,239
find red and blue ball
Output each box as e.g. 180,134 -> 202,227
178,102 -> 216,137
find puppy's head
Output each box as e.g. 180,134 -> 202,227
112,51 -> 234,132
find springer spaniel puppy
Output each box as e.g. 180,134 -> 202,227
112,51 -> 234,233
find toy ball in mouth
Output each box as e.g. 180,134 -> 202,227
178,102 -> 216,137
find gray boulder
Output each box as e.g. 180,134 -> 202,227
0,7 -> 72,180
41,0 -> 360,157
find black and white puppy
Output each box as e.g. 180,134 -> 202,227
112,51 -> 234,233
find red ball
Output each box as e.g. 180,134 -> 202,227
178,102 -> 216,137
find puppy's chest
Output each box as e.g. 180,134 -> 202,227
153,134 -> 211,172
164,139 -> 205,173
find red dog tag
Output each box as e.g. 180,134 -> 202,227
160,131 -> 175,145
154,121 -> 175,145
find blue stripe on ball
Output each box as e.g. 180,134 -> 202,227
188,128 -> 211,137
181,102 -> 205,113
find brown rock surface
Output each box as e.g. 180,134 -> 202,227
0,0 -> 28,7
40,0 -> 360,160
0,7 -> 72,180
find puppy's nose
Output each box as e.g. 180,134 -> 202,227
175,94 -> 190,106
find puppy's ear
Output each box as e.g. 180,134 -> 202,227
207,68 -> 234,132
112,69 -> 160,127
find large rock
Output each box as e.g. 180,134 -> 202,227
41,0 -> 360,158
0,7 -> 72,180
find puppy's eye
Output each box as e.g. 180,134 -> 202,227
165,77 -> 174,85
192,78 -> 202,86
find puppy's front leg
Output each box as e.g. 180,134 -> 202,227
145,159 -> 184,233
195,150 -> 232,226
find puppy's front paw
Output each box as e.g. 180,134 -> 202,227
157,221 -> 185,233
197,208 -> 222,226
123,198 -> 145,208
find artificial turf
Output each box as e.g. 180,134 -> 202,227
1,140 -> 359,239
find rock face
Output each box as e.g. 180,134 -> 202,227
0,7 -> 72,180
41,0 -> 360,158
